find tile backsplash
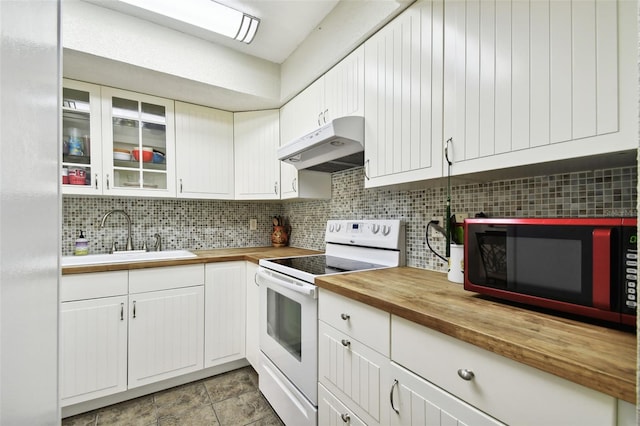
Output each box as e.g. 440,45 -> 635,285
63,165 -> 637,273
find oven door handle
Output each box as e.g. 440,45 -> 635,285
257,269 -> 317,299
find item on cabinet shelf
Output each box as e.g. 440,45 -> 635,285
132,147 -> 153,162
62,167 -> 69,184
74,230 -> 89,256
68,168 -> 87,185
68,128 -> 84,156
448,243 -> 464,284
152,150 -> 165,164
113,148 -> 131,161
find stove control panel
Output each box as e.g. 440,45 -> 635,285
325,219 -> 405,250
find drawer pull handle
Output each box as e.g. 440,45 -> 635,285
390,379 -> 400,414
120,302 -> 124,321
340,413 -> 350,423
341,339 -> 351,347
340,313 -> 350,320
132,301 -> 136,319
457,368 -> 475,381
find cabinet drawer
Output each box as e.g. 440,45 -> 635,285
318,321 -> 390,426
392,316 -> 617,426
129,264 -> 204,293
61,271 -> 128,302
319,383 -> 367,426
319,289 -> 390,355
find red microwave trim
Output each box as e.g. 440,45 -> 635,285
463,279 -> 622,324
464,217 -> 630,226
592,228 -> 612,311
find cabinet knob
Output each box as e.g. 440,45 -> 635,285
340,413 -> 350,423
457,368 -> 475,381
341,339 -> 351,347
340,313 -> 350,320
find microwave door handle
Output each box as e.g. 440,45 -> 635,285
592,228 -> 612,310
256,269 -> 317,299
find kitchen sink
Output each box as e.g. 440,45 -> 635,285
61,249 -> 198,266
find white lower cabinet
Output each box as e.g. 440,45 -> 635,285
127,285 -> 204,388
245,261 -> 260,369
204,262 -> 246,367
61,265 -> 208,406
60,295 -> 128,406
392,315 -> 617,426
318,383 -> 367,426
60,271 -> 129,406
318,289 -> 391,426
389,362 -> 503,426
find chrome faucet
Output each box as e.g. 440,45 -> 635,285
99,209 -> 134,252
153,233 -> 162,252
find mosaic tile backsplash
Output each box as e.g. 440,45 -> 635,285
63,166 -> 637,273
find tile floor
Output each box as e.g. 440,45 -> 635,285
61,367 -> 284,426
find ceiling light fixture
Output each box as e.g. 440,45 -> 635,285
116,0 -> 260,44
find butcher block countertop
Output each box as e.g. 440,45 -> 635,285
61,247 -> 321,275
315,267 -> 637,404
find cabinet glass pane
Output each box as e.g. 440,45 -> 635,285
110,97 -> 168,191
62,87 -> 92,187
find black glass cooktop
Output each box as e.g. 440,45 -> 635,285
268,254 -> 385,276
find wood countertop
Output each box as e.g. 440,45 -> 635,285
61,247 -> 321,275
315,266 -> 637,403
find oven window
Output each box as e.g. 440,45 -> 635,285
266,288 -> 302,361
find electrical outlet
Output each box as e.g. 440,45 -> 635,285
454,213 -> 470,223
249,218 -> 257,231
431,216 -> 444,225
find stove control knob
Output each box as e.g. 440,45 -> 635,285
382,225 -> 391,236
372,224 -> 380,234
329,224 -> 335,232
335,224 -> 342,232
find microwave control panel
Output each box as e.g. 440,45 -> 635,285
623,226 -> 638,314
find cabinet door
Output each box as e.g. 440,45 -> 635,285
443,0 -> 637,176
324,45 -> 365,123
128,286 -> 204,388
318,321 -> 390,426
60,296 -> 128,406
319,383 -> 367,426
245,262 -> 260,369
175,101 -> 234,199
204,262 -> 246,368
234,110 -> 281,200
279,100 -> 332,200
389,362 -> 503,426
101,87 -> 176,197
364,1 -> 444,188
62,79 -> 102,194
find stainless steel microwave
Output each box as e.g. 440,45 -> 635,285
464,218 -> 637,326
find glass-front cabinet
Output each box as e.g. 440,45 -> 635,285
101,87 -> 176,197
62,79 -> 102,194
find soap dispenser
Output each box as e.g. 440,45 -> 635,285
74,230 -> 89,256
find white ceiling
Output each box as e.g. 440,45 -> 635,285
86,0 -> 341,64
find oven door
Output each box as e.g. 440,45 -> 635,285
257,267 -> 318,405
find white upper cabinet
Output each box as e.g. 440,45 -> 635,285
443,0 -> 637,176
101,87 -> 176,197
363,0 -> 445,188
234,110 -> 281,200
280,45 -> 365,146
175,102 -> 234,199
62,79 -> 103,195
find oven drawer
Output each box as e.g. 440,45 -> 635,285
391,316 -> 617,426
318,288 -> 390,356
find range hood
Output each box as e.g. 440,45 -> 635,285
277,116 -> 364,173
